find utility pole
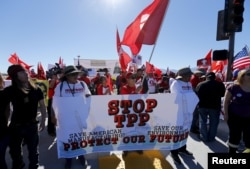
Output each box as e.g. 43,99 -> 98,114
226,33 -> 235,81
223,0 -> 245,81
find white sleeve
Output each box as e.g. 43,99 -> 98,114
170,80 -> 179,93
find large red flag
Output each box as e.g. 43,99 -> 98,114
122,0 -> 170,55
116,29 -> 132,71
37,62 -> 46,80
8,53 -> 32,70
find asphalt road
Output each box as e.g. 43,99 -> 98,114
5,120 -> 231,169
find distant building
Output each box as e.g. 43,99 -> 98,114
74,58 -> 120,77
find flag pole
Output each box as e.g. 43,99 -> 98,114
140,0 -> 170,93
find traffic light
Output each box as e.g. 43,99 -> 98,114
216,10 -> 229,41
224,0 -> 245,32
213,50 -> 228,60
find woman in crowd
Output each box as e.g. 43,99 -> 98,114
224,68 -> 250,153
1,64 -> 46,169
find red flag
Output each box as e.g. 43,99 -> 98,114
8,53 -> 32,70
197,58 -> 209,68
37,62 -> 46,80
205,49 -> 212,63
210,60 -> 228,82
211,60 -> 228,73
154,67 -> 162,77
145,61 -> 155,74
8,53 -> 19,64
116,29 -> 132,71
197,49 -> 212,68
122,0 -> 170,55
59,56 -> 64,68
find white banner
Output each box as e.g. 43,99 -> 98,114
52,93 -> 198,158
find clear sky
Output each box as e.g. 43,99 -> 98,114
0,0 -> 249,73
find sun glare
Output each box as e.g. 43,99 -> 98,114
102,0 -> 125,9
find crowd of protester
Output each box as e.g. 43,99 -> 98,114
0,63 -> 250,168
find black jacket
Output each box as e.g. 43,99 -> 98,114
196,79 -> 225,109
0,90 -> 8,138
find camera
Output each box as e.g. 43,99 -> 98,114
46,63 -> 62,79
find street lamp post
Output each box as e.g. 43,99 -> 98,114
76,55 -> 82,70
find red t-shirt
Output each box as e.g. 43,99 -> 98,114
48,80 -> 59,98
190,75 -> 202,88
96,84 -> 111,95
78,76 -> 91,86
159,81 -> 169,91
120,85 -> 137,94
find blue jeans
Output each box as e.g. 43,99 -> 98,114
191,105 -> 199,131
198,108 -> 220,142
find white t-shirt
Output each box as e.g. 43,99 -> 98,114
147,77 -> 157,93
170,79 -> 193,94
135,77 -> 142,88
54,80 -> 91,97
170,79 -> 198,129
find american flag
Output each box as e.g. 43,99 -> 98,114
233,46 -> 250,70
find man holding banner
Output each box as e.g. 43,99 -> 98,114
52,65 -> 91,169
52,66 -> 199,168
169,67 -> 198,165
